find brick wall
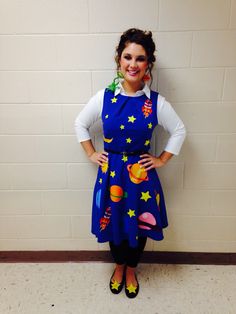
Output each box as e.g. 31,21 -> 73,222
0,0 -> 235,252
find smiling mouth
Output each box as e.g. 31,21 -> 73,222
128,70 -> 139,76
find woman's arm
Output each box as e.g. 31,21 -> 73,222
75,89 -> 109,166
157,95 -> 186,155
139,151 -> 173,170
74,90 -> 104,143
139,95 -> 186,170
80,139 -> 108,166
159,150 -> 174,164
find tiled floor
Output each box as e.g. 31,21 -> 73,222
0,262 -> 235,314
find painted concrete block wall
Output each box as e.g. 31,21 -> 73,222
0,0 -> 235,252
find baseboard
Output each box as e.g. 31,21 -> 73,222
0,251 -> 236,265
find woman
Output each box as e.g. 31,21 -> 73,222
75,28 -> 186,298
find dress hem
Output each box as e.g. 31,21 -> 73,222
92,223 -> 168,247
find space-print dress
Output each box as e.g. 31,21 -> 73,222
91,88 -> 168,248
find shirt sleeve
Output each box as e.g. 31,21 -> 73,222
74,89 -> 104,142
157,94 -> 186,155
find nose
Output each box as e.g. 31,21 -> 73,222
130,58 -> 137,68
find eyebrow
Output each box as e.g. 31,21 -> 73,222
123,53 -> 147,58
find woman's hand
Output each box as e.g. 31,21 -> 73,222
89,151 -> 108,166
138,153 -> 166,171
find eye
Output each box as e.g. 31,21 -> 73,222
124,55 -> 131,60
136,56 -> 147,62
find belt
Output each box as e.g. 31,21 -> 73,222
104,149 -> 148,156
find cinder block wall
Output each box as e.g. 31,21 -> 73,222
0,0 -> 235,252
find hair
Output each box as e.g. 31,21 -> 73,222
115,28 -> 156,83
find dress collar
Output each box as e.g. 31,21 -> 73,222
114,81 -> 151,99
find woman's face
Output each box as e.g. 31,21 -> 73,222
119,42 -> 148,87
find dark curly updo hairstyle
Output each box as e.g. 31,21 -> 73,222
115,28 -> 156,83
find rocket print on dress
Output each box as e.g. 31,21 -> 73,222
100,207 -> 112,231
142,99 -> 152,118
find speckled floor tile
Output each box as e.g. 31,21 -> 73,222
0,263 -> 235,314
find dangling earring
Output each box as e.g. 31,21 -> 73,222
107,70 -> 124,92
117,70 -> 124,78
143,73 -> 150,82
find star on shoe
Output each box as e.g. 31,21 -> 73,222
111,280 -> 121,291
126,283 -> 137,293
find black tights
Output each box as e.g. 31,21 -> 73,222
109,237 -> 147,268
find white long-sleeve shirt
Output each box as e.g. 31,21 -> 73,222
75,83 -> 186,155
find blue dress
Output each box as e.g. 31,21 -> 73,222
91,88 -> 168,248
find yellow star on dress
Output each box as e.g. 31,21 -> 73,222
101,162 -> 108,174
128,115 -> 136,123
111,97 -> 118,103
110,171 -> 116,178
122,155 -> 128,162
140,191 -> 152,202
126,283 -> 137,293
120,124 -> 125,130
144,140 -> 150,146
148,122 -> 153,129
99,178 -> 102,184
105,114 -> 109,119
111,280 -> 121,291
127,209 -> 135,218
126,138 -> 132,143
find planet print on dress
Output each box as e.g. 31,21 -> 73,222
138,212 -> 161,231
100,207 -> 112,231
142,99 -> 153,118
96,189 -> 101,208
127,163 -> 148,184
110,185 -> 128,202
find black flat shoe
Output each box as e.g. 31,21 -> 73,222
109,268 -> 125,294
125,273 -> 139,298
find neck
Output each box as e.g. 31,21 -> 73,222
122,81 -> 144,95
